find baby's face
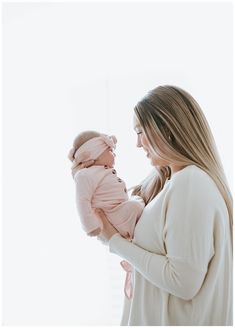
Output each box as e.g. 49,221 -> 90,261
97,147 -> 115,168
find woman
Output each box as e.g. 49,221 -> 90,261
95,85 -> 233,325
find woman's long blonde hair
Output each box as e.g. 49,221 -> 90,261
132,85 -> 233,233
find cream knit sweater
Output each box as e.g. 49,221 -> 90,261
109,165 -> 232,326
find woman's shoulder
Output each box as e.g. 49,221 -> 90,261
169,164 -> 222,200
171,164 -> 209,182
165,165 -> 229,224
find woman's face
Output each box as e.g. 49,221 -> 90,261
133,115 -> 169,167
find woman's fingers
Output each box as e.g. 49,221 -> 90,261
95,208 -> 118,231
95,208 -> 108,224
94,208 -> 119,242
87,227 -> 101,237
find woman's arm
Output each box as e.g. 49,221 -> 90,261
109,234 -> 207,301
98,171 -> 218,301
97,209 -> 207,301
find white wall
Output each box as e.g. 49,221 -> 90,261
2,1 -> 233,325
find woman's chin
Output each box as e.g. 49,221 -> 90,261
149,157 -> 160,166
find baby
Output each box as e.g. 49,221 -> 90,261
68,130 -> 145,239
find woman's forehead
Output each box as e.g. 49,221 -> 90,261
133,115 -> 141,130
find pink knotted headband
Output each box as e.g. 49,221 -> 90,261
71,134 -> 117,169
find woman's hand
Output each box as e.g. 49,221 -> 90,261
87,227 -> 101,237
95,209 -> 119,243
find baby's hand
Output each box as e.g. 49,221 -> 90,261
131,195 -> 146,207
87,227 -> 101,237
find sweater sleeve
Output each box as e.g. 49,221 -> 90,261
109,171 -> 216,301
75,172 -> 101,233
